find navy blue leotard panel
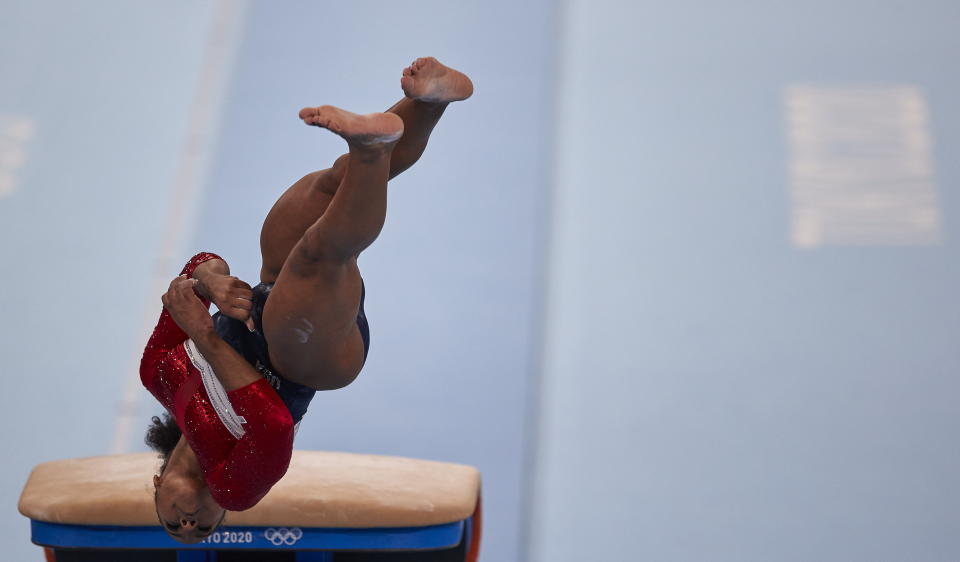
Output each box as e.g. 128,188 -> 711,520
211,280 -> 370,423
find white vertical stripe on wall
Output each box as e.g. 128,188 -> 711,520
0,3 -> 230,560
110,0 -> 248,454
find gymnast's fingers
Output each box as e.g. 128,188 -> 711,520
227,279 -> 254,304
231,297 -> 253,311
223,306 -> 255,332
166,275 -> 185,292
165,279 -> 185,302
175,277 -> 196,293
171,279 -> 199,302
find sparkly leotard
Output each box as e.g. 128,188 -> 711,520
140,252 -> 293,511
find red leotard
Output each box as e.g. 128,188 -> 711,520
140,252 -> 294,511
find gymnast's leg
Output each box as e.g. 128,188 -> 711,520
259,58 -> 472,390
259,57 -> 473,283
262,107 -> 400,389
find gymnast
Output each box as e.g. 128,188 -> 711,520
139,57 -> 473,543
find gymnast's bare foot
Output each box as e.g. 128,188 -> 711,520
401,57 -> 473,103
298,105 -> 404,147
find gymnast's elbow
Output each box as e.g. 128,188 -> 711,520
261,405 -> 296,438
139,353 -> 156,388
211,461 -> 292,512
211,488 -> 264,512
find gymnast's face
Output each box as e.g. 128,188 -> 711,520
153,471 -> 225,544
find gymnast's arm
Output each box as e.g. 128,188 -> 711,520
140,252 -> 222,390
176,302 -> 293,511
160,266 -> 294,509
162,275 -> 262,392
171,283 -> 294,509
194,330 -> 294,509
207,382 -> 294,510
192,257 -> 256,331
190,324 -> 264,391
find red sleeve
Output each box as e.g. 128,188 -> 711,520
140,252 -> 224,389
204,379 -> 295,511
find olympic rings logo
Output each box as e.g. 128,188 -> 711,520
263,527 -> 304,546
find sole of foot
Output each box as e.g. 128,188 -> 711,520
298,105 -> 404,147
400,56 -> 473,103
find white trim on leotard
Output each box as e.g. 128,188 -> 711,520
183,339 -> 247,440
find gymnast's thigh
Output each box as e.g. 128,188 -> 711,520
261,247 -> 367,391
259,167 -> 340,284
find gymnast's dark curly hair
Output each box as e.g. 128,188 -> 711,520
145,413 -> 182,473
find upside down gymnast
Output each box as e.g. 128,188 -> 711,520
139,57 -> 473,543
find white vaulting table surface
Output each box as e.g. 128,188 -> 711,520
18,451 -> 480,528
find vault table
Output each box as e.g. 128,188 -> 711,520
19,451 -> 482,561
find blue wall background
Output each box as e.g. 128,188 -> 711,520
531,1 -> 960,561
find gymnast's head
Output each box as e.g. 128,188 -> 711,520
145,413 -> 226,544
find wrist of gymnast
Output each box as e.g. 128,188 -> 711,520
186,323 -> 221,349
192,258 -> 230,299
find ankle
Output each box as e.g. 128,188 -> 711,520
348,143 -> 395,162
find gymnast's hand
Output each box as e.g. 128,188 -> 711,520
193,260 -> 256,331
162,275 -> 215,339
